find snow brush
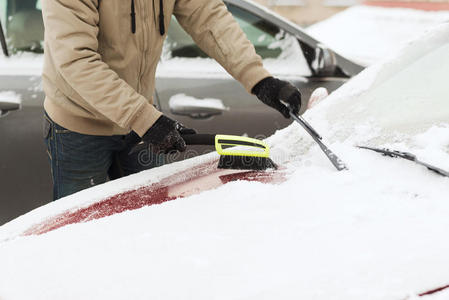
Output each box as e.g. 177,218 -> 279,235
182,134 -> 277,171
289,110 -> 347,171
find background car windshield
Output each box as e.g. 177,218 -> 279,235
1,0 -> 43,54
2,1 -> 304,63
166,4 -> 294,60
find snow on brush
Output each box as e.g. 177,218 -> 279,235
306,5 -> 449,65
1,26 -> 449,300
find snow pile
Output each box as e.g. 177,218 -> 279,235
306,5 -> 449,65
169,93 -> 229,112
0,21 -> 448,300
0,52 -> 42,75
0,91 -> 21,104
156,54 -> 311,80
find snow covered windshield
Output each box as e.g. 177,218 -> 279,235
318,24 -> 449,143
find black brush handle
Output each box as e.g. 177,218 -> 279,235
182,134 -> 216,146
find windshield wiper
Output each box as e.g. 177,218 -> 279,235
0,19 -> 9,57
358,145 -> 449,178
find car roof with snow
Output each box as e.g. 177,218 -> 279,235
0,23 -> 448,300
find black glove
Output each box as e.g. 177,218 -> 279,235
175,122 -> 197,137
252,77 -> 306,118
131,115 -> 194,154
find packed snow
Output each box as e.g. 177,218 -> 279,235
306,5 -> 449,65
0,91 -> 21,104
0,18 -> 449,300
0,52 -> 42,76
169,94 -> 229,112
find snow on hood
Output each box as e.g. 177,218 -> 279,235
0,23 -> 448,300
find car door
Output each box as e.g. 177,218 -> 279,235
155,2 -> 347,159
0,0 -> 50,225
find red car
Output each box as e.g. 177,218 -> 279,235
0,19 -> 448,300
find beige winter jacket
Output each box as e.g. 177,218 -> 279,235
42,0 -> 271,137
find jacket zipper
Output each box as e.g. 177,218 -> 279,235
131,0 -> 163,36
130,0 -> 136,34
159,0 -> 165,35
134,0 -> 160,93
138,0 -> 150,93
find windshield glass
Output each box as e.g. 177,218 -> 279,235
322,26 -> 449,141
2,0 -> 43,54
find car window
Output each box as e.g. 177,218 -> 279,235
0,1 -> 6,25
3,0 -> 43,54
165,4 -> 299,60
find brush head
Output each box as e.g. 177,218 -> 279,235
218,155 -> 277,171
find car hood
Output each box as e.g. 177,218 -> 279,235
0,23 -> 448,300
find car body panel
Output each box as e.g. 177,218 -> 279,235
20,159 -> 285,237
0,74 -> 50,223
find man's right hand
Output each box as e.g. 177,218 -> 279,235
131,115 -> 188,154
252,77 -> 307,118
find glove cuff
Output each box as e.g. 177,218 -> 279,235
142,115 -> 176,144
251,76 -> 274,95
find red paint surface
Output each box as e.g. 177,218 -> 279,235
364,1 -> 449,11
23,160 -> 285,236
419,284 -> 449,297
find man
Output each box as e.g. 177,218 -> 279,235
41,0 -> 308,200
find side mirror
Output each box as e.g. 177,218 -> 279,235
0,19 -> 9,57
0,101 -> 20,117
311,44 -> 337,76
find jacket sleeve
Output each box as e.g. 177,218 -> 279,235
173,0 -> 271,93
41,0 -> 161,137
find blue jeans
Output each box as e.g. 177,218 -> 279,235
43,113 -> 164,200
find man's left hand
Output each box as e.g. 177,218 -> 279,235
129,116 -> 196,155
